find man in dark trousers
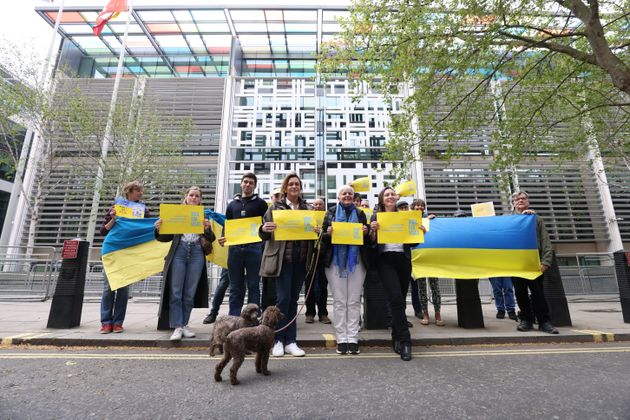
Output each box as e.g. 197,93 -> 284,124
218,173 -> 268,316
511,190 -> 559,334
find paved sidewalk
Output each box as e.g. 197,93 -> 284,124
1,298 -> 628,348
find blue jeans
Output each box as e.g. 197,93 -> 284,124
100,274 -> 128,326
275,247 -> 306,345
489,277 -> 515,312
210,268 -> 229,316
169,241 -> 205,328
227,243 -> 262,316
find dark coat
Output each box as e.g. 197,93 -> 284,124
369,211 -> 418,261
320,205 -> 370,268
154,227 -> 215,330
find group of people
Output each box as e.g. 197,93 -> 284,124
99,175 -> 559,363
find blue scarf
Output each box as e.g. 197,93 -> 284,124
332,203 -> 360,275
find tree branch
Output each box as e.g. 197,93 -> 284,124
497,30 -> 598,66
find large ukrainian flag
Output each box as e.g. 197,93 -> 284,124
101,218 -> 170,290
412,215 -> 541,280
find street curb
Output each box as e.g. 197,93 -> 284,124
4,332 -> 628,349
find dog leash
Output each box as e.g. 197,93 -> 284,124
273,232 -> 323,334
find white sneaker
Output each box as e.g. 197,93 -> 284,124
182,326 -> 196,338
272,341 -> 284,357
170,327 -> 183,341
284,342 -> 306,357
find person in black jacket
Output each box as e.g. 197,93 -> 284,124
321,185 -> 369,355
154,186 -> 215,340
369,186 -> 424,361
218,172 -> 268,316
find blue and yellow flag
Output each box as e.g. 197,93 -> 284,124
411,215 -> 541,280
101,218 -> 170,291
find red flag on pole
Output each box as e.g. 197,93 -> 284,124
93,0 -> 128,36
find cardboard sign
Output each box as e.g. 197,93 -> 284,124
272,210 -> 318,241
224,217 -> 262,246
159,204 -> 204,234
349,177 -> 370,192
331,222 -> 364,245
471,201 -> 496,217
114,197 -> 146,219
376,211 -> 425,244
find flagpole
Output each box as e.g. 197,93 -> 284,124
0,0 -> 65,249
85,0 -> 134,244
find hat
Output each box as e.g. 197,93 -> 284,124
453,209 -> 467,218
396,201 -> 409,209
272,187 -> 281,196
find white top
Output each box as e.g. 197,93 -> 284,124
181,233 -> 199,243
382,243 -> 404,253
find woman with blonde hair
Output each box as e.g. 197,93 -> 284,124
154,186 -> 215,340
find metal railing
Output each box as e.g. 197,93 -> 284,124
0,246 -> 59,301
556,253 -> 619,295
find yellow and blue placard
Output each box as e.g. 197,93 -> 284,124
349,176 -> 371,192
331,222 -> 364,245
376,211 -> 425,244
394,180 -> 416,197
224,216 -> 262,246
114,197 -> 146,219
206,219 -> 227,268
272,210 -> 319,241
411,215 -> 541,280
159,204 -> 204,234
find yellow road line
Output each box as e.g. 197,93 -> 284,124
573,330 -> 615,343
0,346 -> 629,361
322,333 -> 336,349
1,332 -> 41,345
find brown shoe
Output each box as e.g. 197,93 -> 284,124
305,315 -> 315,323
319,315 -> 332,324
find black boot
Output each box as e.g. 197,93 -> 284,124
392,340 -> 401,354
400,344 -> 412,361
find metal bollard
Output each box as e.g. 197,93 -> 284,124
47,240 -> 90,329
613,251 -> 630,323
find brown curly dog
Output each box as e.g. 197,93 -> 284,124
209,303 -> 259,356
214,305 -> 284,385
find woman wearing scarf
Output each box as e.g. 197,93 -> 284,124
321,185 -> 369,355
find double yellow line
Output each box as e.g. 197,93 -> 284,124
0,346 -> 629,361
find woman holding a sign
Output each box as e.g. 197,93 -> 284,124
369,186 -> 425,361
99,181 -> 149,334
259,173 -> 313,357
154,186 -> 215,341
321,185 -> 369,355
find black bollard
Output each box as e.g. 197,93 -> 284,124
542,252 -> 572,327
47,240 -> 90,329
455,279 -> 485,328
363,266 -> 390,329
613,251 -> 630,323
